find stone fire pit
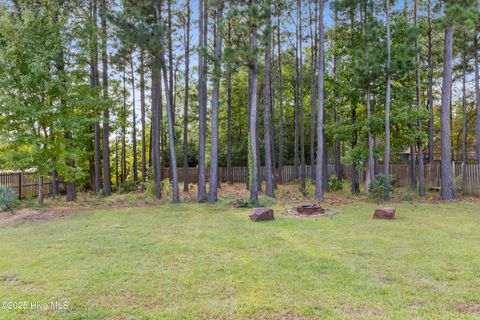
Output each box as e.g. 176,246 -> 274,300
294,204 -> 324,215
283,204 -> 338,217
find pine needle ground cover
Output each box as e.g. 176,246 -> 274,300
1,200 -> 479,319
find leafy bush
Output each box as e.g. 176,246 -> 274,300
299,186 -> 308,196
401,191 -> 415,202
232,196 -> 276,208
0,186 -> 18,212
145,179 -> 174,198
122,180 -> 137,193
328,175 -> 343,192
368,174 -> 393,202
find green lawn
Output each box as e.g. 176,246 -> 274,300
1,199 -> 480,319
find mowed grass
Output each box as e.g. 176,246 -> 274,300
1,198 -> 480,319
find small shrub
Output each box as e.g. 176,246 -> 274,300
328,175 -> 343,192
401,191 -> 415,202
145,179 -> 173,198
0,186 -> 18,211
161,179 -> 173,198
122,180 -> 137,193
299,186 -> 308,196
368,174 -> 393,203
232,196 -> 275,208
21,197 -> 40,209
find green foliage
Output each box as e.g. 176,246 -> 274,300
0,186 -> 18,211
232,196 -> 275,208
368,174 -> 393,203
122,180 -> 137,193
328,175 -> 343,192
401,191 -> 415,202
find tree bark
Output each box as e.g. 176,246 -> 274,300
277,8 -> 284,183
140,49 -> 147,190
475,34 -> 480,164
384,0 -> 392,200
415,0 -> 425,196
297,0 -> 306,191
249,0 -> 259,203
121,69 -> 127,184
197,0 -> 208,201
315,0 -> 325,201
151,60 -> 162,199
264,1 -> 274,197
309,1 -> 317,181
183,0 -> 191,191
160,59 -> 180,203
461,32 -> 468,188
226,22 -> 233,184
208,4 -> 223,203
91,0 -> 102,195
332,6 -> 343,180
130,53 -> 138,184
440,26 -> 455,200
167,0 -> 175,129
364,0 -> 374,192
100,0 -> 111,196
294,8 -> 300,180
427,0 -> 435,165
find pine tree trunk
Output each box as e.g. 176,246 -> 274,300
226,55 -> 233,183
100,0 -> 111,196
384,0 -> 392,200
160,59 -> 179,203
197,0 -> 207,201
208,4 -> 223,203
364,1 -> 374,192
151,58 -> 162,199
427,0 -> 435,165
332,7 -> 343,180
294,10 -> 300,180
475,34 -> 480,164
121,69 -> 127,185
130,54 -> 138,184
298,0 -> 306,191
140,49 -> 147,190
270,30 -> 277,189
440,26 -> 455,200
91,0 -> 102,195
152,2 -> 163,199
315,0 -> 325,201
167,0 -> 175,130
263,1 -> 274,197
462,32 -> 468,188
309,2 -> 317,181
249,0 -> 259,203
415,0 -> 425,196
277,10 -> 284,184
115,135 -> 119,188
183,0 -> 191,191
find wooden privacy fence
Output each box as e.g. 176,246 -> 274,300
164,163 -> 480,196
0,171 -> 65,199
1,163 -> 479,198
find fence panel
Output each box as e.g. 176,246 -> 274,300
2,163 -> 480,197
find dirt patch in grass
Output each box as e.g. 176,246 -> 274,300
456,302 -> 480,314
0,206 -> 85,227
0,274 -> 20,283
